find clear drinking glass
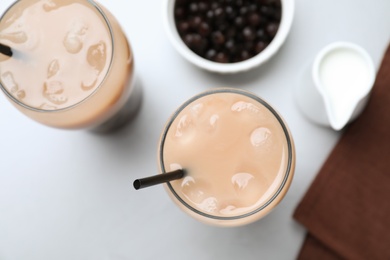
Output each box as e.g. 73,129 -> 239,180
0,0 -> 142,133
158,88 -> 295,226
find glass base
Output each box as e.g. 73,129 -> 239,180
90,77 -> 143,134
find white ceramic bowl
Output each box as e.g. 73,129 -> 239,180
163,0 -> 294,74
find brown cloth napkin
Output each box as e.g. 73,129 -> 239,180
293,43 -> 390,260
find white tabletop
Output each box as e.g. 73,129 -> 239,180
1,0 -> 389,259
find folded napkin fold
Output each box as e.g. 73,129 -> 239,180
293,43 -> 390,260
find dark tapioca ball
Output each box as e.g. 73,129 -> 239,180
273,0 -> 282,8
215,21 -> 229,33
240,6 -> 249,15
273,9 -> 282,20
206,10 -> 215,20
225,27 -> 237,39
259,15 -> 269,25
248,13 -> 261,26
256,28 -> 269,41
192,33 -> 202,43
177,21 -> 190,34
183,34 -> 195,47
248,4 -> 258,12
211,31 -> 226,46
266,22 -> 279,37
174,7 -> 186,19
184,33 -> 202,50
225,39 -> 237,53
189,2 -> 199,13
239,50 -> 251,61
244,41 -> 255,53
198,22 -> 211,37
234,16 -> 245,28
198,2 -> 209,12
215,52 -> 229,63
260,6 -> 276,18
255,41 -> 268,53
225,6 -> 235,19
231,55 -> 242,63
206,49 -> 217,60
211,2 -> 220,10
189,16 -> 202,29
197,38 -> 209,54
214,7 -> 225,20
242,26 -> 256,41
235,0 -> 244,7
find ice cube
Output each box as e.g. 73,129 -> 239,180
231,172 -> 254,191
38,103 -> 57,110
231,101 -> 261,114
250,127 -> 271,147
43,80 -> 64,95
198,197 -> 218,213
209,114 -> 219,127
219,205 -> 237,215
204,114 -> 219,134
181,176 -> 206,204
43,1 -> 74,12
2,6 -> 23,27
175,114 -> 194,138
1,71 -> 18,93
86,41 -> 107,72
43,81 -> 67,105
70,20 -> 88,36
16,90 -> 25,99
47,94 -> 68,105
0,31 -> 27,43
47,59 -> 59,78
190,103 -> 203,117
81,69 -> 98,91
63,21 -> 88,54
43,0 -> 56,11
63,33 -> 82,54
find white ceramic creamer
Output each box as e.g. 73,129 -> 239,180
296,42 -> 376,130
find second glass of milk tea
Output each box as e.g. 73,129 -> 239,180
0,0 -> 142,132
158,88 -> 295,227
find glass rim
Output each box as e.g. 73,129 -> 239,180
158,88 -> 294,221
0,0 -> 115,113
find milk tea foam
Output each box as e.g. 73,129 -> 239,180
159,89 -> 295,226
0,0 -> 134,129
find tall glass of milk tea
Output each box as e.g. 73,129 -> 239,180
0,0 -> 142,132
158,88 -> 295,227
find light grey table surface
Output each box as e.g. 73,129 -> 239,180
0,0 -> 389,259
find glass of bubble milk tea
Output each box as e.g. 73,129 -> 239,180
157,88 -> 295,227
0,0 -> 142,133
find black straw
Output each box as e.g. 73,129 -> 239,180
0,43 -> 12,57
133,169 -> 185,190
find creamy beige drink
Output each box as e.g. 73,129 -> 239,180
0,0 -> 140,131
158,88 -> 295,226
